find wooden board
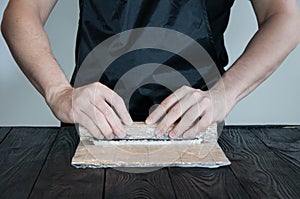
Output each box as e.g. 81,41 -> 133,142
0,127 -> 59,198
219,126 -> 300,198
30,127 -> 105,198
72,122 -> 230,168
0,127 -> 12,144
1,126 -> 300,198
105,168 -> 176,198
168,167 -> 250,198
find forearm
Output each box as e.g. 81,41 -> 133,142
214,11 -> 300,114
1,1 -> 70,102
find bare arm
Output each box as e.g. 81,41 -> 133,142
1,0 -> 70,100
1,0 -> 132,139
219,0 -> 300,112
147,0 -> 300,138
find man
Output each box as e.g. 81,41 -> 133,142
1,0 -> 300,140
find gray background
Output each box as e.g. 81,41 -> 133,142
0,0 -> 299,126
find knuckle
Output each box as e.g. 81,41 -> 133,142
94,110 -> 104,121
174,123 -> 185,132
170,106 -> 182,116
109,114 -> 121,125
90,82 -> 101,92
112,124 -> 121,132
191,90 -> 201,100
106,90 -> 118,103
172,92 -> 181,101
181,85 -> 190,90
202,96 -> 211,106
101,106 -> 111,115
94,83 -> 110,94
92,82 -> 101,88
160,100 -> 169,110
160,124 -> 169,133
195,88 -> 203,93
114,94 -> 123,104
183,113 -> 194,123
158,119 -> 170,132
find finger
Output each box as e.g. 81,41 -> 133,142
93,102 -> 126,138
183,113 -> 212,139
84,103 -> 115,140
99,85 -> 133,125
146,86 -> 191,124
170,104 -> 204,138
76,112 -> 104,139
155,90 -> 201,136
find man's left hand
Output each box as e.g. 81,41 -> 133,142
146,85 -> 226,138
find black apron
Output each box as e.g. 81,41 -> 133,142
71,0 -> 234,121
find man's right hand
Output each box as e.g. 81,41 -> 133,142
1,1 -> 133,139
46,82 -> 133,139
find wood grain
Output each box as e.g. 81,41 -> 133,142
30,126 -> 105,199
104,168 -> 176,199
168,167 -> 249,199
219,126 -> 300,198
0,127 -> 12,143
0,127 -> 58,199
253,127 -> 300,169
0,126 -> 299,198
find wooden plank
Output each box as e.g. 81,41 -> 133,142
168,167 -> 250,199
104,168 -> 176,198
30,126 -> 105,198
219,127 -> 300,198
252,126 -> 300,169
0,127 -> 12,143
0,127 -> 58,199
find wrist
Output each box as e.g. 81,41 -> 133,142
210,77 -> 239,118
45,82 -> 73,105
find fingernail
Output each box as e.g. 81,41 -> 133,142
146,117 -> 153,124
125,119 -> 133,126
109,134 -> 115,139
129,119 -> 134,125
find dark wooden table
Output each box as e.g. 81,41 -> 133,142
0,125 -> 299,199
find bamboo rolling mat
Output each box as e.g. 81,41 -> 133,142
72,122 -> 230,168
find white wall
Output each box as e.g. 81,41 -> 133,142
0,0 -> 78,126
225,1 -> 300,124
0,0 -> 299,126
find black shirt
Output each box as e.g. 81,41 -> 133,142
72,0 -> 235,120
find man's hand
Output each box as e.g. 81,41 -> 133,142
1,1 -> 133,140
47,82 -> 133,139
146,85 -> 226,139
146,0 -> 300,138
